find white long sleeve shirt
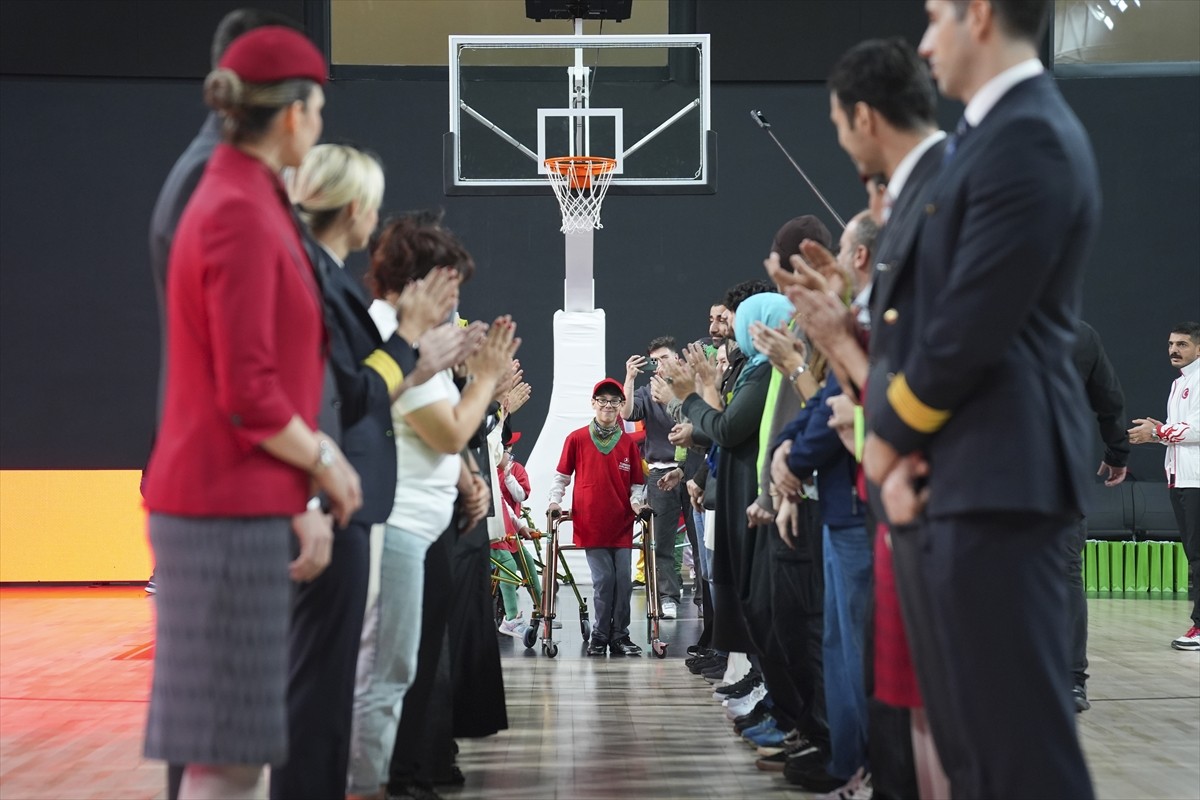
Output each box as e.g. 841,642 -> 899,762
1158,357 -> 1200,488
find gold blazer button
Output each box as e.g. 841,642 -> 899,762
883,308 -> 900,324
925,203 -> 937,215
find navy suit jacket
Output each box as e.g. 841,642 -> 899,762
866,136 -> 948,423
312,246 -> 417,525
871,73 -> 1101,518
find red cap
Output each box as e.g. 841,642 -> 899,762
592,378 -> 625,400
218,26 -> 327,85
504,431 -> 522,447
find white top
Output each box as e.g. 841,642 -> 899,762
885,130 -> 948,217
1160,357 -> 1200,488
963,58 -> 1044,128
368,297 -> 399,340
389,369 -> 462,540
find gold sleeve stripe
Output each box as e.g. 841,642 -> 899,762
886,373 -> 950,434
363,349 -> 404,394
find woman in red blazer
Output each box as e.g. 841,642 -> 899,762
140,27 -> 361,800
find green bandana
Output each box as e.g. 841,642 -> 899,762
590,420 -> 622,455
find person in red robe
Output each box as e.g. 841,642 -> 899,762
548,378 -> 649,656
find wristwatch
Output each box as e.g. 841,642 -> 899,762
788,363 -> 809,383
312,439 -> 335,474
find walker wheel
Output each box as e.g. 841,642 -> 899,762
522,625 -> 538,649
545,642 -> 559,658
579,615 -> 590,641
652,640 -> 668,659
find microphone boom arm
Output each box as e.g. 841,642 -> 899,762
751,110 -> 846,230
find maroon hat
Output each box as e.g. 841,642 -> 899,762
592,378 -> 625,400
218,26 -> 327,85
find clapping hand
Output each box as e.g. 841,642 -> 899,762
668,422 -> 694,449
396,267 -> 461,340
658,356 -> 697,402
683,342 -> 719,390
750,321 -> 806,375
466,316 -> 521,390
503,378 -> 532,415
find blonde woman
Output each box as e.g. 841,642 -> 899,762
274,146 -> 462,799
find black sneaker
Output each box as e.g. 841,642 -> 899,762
610,636 -> 643,656
782,747 -> 843,792
734,706 -> 770,734
713,669 -> 761,698
688,654 -> 724,675
1073,684 -> 1091,713
686,644 -> 703,657
586,638 -> 608,656
756,751 -> 789,771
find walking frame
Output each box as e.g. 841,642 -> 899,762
536,508 -> 669,658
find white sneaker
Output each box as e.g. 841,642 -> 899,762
1171,625 -> 1200,651
498,614 -> 528,639
816,768 -> 873,800
723,684 -> 767,719
660,600 -> 678,619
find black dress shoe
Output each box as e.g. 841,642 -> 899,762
609,636 -> 643,656
431,765 -> 464,787
586,639 -> 608,656
1073,684 -> 1091,712
387,782 -> 444,800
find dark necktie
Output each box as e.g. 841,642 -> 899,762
942,116 -> 974,165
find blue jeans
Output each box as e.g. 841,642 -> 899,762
348,525 -> 432,794
821,523 -> 871,781
585,548 -> 632,643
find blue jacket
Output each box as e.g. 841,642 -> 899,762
773,374 -> 864,529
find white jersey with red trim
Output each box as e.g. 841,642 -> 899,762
1158,357 -> 1200,488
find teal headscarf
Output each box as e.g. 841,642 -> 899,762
734,292 -> 795,372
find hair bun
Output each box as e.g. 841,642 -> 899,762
203,68 -> 244,111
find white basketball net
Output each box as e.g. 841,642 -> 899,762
544,157 -> 616,235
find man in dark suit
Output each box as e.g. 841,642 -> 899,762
149,8 -> 308,426
864,1 -> 1098,796
770,37 -> 949,797
1069,319 -> 1129,712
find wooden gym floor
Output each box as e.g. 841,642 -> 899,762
0,585 -> 1196,799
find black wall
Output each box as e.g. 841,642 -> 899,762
2,3 -> 1197,484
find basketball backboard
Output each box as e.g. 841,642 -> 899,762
445,33 -> 714,195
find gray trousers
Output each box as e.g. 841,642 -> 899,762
585,548 -> 633,643
648,468 -> 694,604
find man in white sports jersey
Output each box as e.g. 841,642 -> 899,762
1130,321 -> 1200,650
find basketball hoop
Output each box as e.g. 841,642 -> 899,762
544,156 -> 617,234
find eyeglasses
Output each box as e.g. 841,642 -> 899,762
593,398 -> 622,408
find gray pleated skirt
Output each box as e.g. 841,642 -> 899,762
144,513 -> 292,765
